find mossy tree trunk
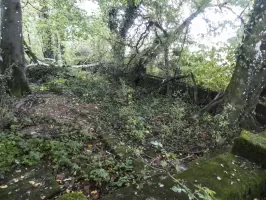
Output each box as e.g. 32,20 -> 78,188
107,0 -> 141,67
222,0 -> 266,129
0,0 -> 30,97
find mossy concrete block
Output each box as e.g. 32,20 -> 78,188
0,164 -> 60,200
102,153 -> 266,200
58,192 -> 87,200
178,153 -> 266,199
232,130 -> 266,168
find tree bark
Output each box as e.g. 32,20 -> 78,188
194,0 -> 266,131
222,0 -> 266,129
0,0 -> 30,97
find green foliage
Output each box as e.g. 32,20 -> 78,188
181,47 -> 235,91
0,137 -> 21,173
46,70 -> 112,103
0,72 -> 16,131
0,131 -> 85,175
119,105 -> 150,141
85,156 -> 136,187
171,183 -> 217,200
89,168 -> 110,186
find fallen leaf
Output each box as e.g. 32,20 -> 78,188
29,181 -> 35,185
40,195 -> 46,199
91,190 -> 98,195
0,185 -> 8,189
13,178 -> 19,183
29,181 -> 42,187
158,183 -> 164,187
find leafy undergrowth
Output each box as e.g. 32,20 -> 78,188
0,67 -> 236,199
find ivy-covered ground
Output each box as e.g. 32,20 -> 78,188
0,66 -> 235,199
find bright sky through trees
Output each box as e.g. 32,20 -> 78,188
77,1 -> 243,48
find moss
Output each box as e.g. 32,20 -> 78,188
0,164 -> 60,200
58,192 -> 87,200
177,153 -> 266,200
232,130 -> 266,168
102,153 -> 266,200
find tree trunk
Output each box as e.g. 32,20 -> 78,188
164,45 -> 171,96
40,5 -> 54,59
108,0 -> 141,67
0,0 -> 30,97
222,0 -> 266,129
195,0 -> 266,131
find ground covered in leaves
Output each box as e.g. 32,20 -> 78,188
0,67 -> 235,199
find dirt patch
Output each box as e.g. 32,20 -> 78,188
15,93 -> 100,137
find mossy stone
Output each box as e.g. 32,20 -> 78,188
177,153 -> 266,199
102,153 -> 266,200
232,130 -> 266,168
58,192 -> 87,200
0,164 -> 60,200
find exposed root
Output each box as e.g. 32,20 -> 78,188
191,93 -> 224,119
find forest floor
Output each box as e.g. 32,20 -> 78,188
0,67 -> 236,199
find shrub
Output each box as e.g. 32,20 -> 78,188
0,73 -> 15,130
26,64 -> 72,83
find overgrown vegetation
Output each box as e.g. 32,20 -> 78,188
0,67 -> 235,198
1,0 -> 266,199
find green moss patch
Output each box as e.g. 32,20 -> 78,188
58,192 -> 87,200
232,130 -> 266,168
0,164 -> 60,200
177,153 -> 266,199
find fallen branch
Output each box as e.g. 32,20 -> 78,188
158,75 -> 190,93
191,92 -> 224,119
24,39 -> 39,64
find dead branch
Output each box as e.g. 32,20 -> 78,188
158,75 -> 190,93
190,72 -> 198,104
174,26 -> 189,76
24,39 -> 39,64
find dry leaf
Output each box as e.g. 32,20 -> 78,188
91,190 -> 98,195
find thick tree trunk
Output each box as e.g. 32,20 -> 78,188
222,0 -> 266,129
195,0 -> 266,131
0,0 -> 30,97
